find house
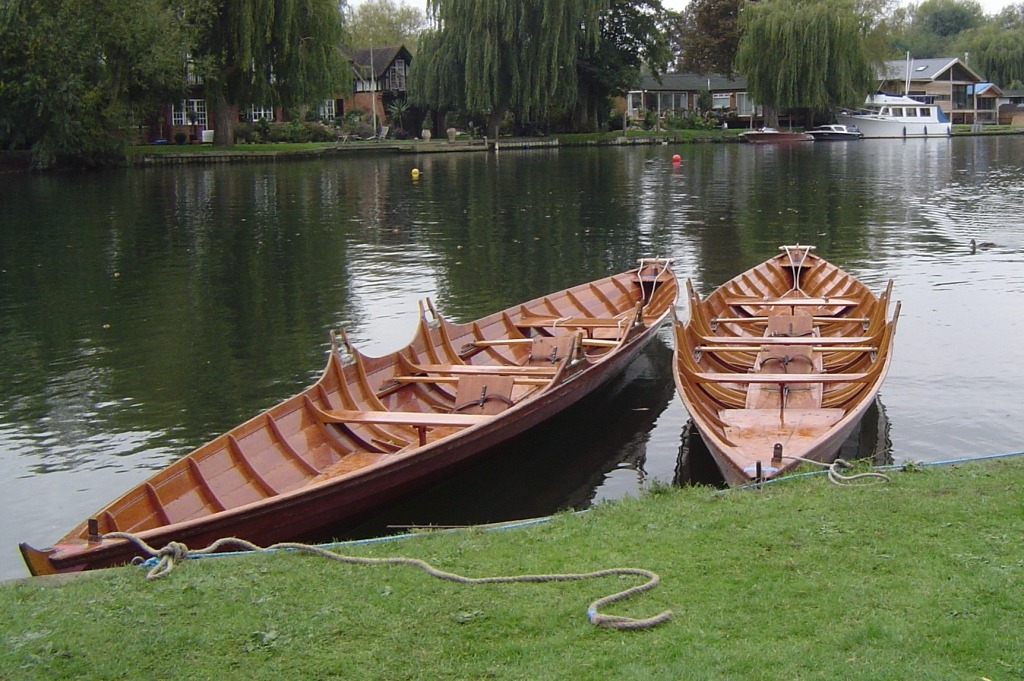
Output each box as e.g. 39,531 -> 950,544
146,44 -> 412,144
969,82 -> 1004,124
336,45 -> 413,129
875,57 -> 986,124
996,89 -> 1024,125
626,73 -> 761,125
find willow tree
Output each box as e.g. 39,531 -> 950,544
412,0 -> 608,138
964,24 -> 1024,88
189,0 -> 350,145
735,0 -> 874,127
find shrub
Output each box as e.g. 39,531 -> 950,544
233,122 -> 255,144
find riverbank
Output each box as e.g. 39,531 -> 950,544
126,130 -> 732,166
122,124 -> 1024,167
4,455 -> 1023,679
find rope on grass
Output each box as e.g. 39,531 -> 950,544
785,457 -> 891,486
104,532 -> 672,631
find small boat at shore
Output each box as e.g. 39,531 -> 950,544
740,127 -> 814,144
807,124 -> 863,141
20,260 -> 678,576
672,245 -> 898,486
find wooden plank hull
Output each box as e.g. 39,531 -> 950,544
672,246 -> 898,486
20,260 -> 678,575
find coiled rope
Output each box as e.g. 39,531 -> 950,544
104,532 -> 672,631
784,457 -> 891,486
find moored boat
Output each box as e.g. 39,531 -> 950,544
835,92 -> 951,138
807,124 -> 863,141
740,127 -> 814,143
672,245 -> 898,485
20,260 -> 678,576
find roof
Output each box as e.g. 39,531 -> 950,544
970,82 -> 1004,96
345,45 -> 411,80
879,57 -> 982,84
634,72 -> 748,92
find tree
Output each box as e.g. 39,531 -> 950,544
411,0 -> 609,139
993,2 -> 1024,29
961,24 -> 1024,86
190,0 -> 350,146
896,0 -> 984,57
735,0 -> 874,126
346,0 -> 427,52
672,0 -> 744,77
574,0 -> 672,131
0,0 -> 189,168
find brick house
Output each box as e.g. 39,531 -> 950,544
146,45 -> 411,143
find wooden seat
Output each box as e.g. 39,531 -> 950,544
699,334 -> 876,346
516,315 -> 630,329
316,407 -> 490,446
725,297 -> 858,307
451,375 -> 516,415
406,362 -> 559,376
691,372 -> 870,384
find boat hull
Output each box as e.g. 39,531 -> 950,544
741,131 -> 814,143
835,114 -> 951,139
672,246 -> 898,485
22,261 -> 678,575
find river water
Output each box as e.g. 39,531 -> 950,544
1,137 -> 1022,579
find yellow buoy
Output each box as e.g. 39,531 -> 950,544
411,168 -> 420,179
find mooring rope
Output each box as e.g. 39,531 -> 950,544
784,457 -> 891,486
103,532 -> 672,630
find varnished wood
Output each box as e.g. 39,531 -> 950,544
673,245 -> 898,486
20,258 -> 678,576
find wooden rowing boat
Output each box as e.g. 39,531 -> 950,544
671,245 -> 898,485
20,260 -> 678,576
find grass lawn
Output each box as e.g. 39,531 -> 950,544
3,457 -> 1023,680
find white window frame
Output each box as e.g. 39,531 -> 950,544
171,99 -> 208,127
249,106 -> 275,122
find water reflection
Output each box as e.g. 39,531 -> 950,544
3,138 -> 1024,579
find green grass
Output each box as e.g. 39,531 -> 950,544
3,458 -> 1024,680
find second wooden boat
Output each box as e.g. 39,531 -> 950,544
672,245 -> 898,485
20,260 -> 677,576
